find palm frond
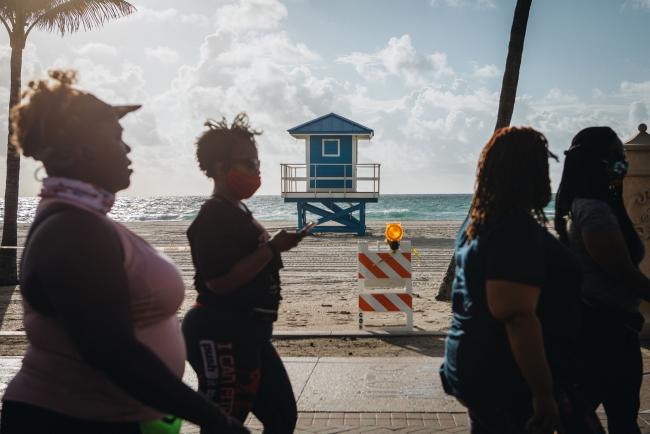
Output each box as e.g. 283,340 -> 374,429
0,15 -> 11,34
0,0 -> 55,28
27,0 -> 135,36
0,0 -> 20,29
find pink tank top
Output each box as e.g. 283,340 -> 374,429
4,198 -> 187,422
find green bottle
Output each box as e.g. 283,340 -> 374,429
139,415 -> 182,434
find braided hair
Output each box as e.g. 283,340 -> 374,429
196,112 -> 261,178
467,126 -> 552,239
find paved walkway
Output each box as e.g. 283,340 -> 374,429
2,356 -> 650,433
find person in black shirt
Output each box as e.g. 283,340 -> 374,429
439,127 -> 603,434
555,127 -> 649,434
182,114 -> 307,434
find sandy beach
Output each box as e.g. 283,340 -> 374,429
0,220 -> 461,335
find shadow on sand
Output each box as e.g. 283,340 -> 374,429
0,285 -> 17,330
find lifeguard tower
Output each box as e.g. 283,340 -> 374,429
281,113 -> 380,236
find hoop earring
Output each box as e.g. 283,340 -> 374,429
33,165 -> 46,182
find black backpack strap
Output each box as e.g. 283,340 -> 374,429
25,203 -> 76,246
20,202 -> 78,315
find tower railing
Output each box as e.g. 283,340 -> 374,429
280,163 -> 380,197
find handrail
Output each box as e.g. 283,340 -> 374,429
281,163 -> 378,166
280,163 -> 380,195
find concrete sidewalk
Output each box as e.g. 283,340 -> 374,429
1,356 -> 650,433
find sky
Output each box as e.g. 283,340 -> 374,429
1,0 -> 650,196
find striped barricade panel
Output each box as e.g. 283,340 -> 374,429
358,293 -> 413,313
357,251 -> 412,280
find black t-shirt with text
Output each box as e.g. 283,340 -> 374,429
187,197 -> 283,320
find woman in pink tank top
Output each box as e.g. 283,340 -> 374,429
0,70 -> 248,434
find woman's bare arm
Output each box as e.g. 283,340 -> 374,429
582,226 -> 650,301
205,230 -> 301,294
486,279 -> 559,433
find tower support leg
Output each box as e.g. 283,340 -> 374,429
290,200 -> 373,235
359,202 -> 366,236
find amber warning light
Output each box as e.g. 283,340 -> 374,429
385,222 -> 403,251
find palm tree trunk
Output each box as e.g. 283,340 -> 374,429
436,0 -> 533,300
435,253 -> 457,301
0,39 -> 24,285
494,0 -> 533,130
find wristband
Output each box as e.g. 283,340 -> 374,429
140,415 -> 181,434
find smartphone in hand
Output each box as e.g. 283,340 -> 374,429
298,221 -> 316,238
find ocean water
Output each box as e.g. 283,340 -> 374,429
5,194 -> 556,223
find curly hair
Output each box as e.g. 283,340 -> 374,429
196,112 -> 262,178
10,69 -> 114,169
466,126 -> 552,239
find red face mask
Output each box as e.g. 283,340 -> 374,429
226,169 -> 261,200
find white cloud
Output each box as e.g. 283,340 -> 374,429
76,42 -> 118,57
430,0 -> 496,9
179,13 -> 211,27
3,0 -> 648,197
127,6 -> 210,27
145,46 -> 180,65
199,31 -> 319,71
43,57 -> 200,195
629,101 -> 649,126
155,8 -> 493,193
621,80 -> 650,95
513,83 -> 650,163
130,1 -> 331,194
337,35 -> 454,86
47,58 -> 148,104
0,24 -> 577,196
543,88 -> 579,104
0,44 -> 151,187
472,63 -> 499,79
215,0 -> 288,32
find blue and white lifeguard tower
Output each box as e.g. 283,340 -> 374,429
281,113 -> 380,236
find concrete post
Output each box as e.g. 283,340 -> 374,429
623,123 -> 650,336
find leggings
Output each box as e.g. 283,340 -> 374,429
182,306 -> 297,434
580,303 -> 643,434
0,401 -> 141,434
463,381 -> 532,434
467,388 -> 604,434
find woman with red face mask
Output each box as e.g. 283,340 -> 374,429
182,114 -> 306,434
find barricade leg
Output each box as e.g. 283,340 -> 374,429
358,280 -> 365,330
406,310 -> 413,331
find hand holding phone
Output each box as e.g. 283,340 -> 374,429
298,221 -> 316,238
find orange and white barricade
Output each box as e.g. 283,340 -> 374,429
357,240 -> 413,331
